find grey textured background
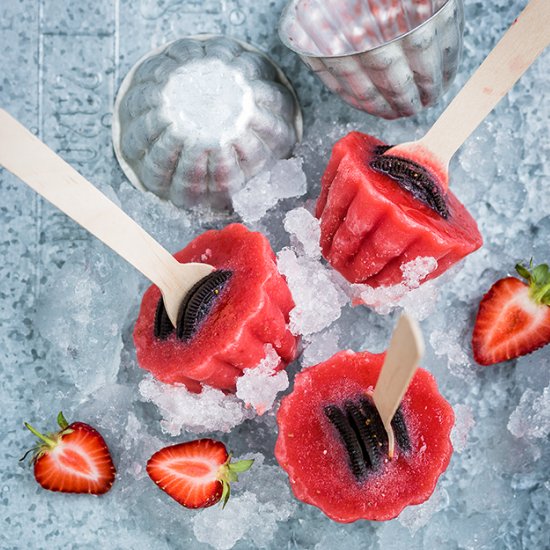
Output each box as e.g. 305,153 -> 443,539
1,1 -> 549,549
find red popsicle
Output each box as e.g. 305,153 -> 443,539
275,350 -> 454,522
316,131 -> 482,286
134,224 -> 298,393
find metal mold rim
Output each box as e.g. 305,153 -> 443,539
278,0 -> 460,59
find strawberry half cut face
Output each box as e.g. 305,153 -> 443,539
24,412 -> 116,495
146,439 -> 254,509
472,262 -> 550,365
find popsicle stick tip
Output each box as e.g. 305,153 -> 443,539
373,313 -> 425,458
399,314 -> 425,361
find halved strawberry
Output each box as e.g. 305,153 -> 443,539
23,412 -> 116,495
472,261 -> 550,365
146,438 -> 254,509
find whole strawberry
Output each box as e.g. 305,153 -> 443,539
147,438 -> 253,509
472,261 -> 550,365
23,412 -> 116,495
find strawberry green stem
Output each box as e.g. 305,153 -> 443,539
217,456 -> 254,508
516,261 -> 550,306
57,411 -> 69,429
531,282 -> 550,304
24,423 -> 56,448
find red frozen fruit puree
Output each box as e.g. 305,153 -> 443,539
315,132 -> 483,287
134,224 -> 298,393
275,350 -> 454,522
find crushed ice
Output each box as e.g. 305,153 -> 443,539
277,208 -> 347,337
349,257 -> 439,318
451,404 -> 475,453
430,311 -> 477,382
232,158 -> 307,222
301,325 -> 342,369
283,206 -> 322,259
192,453 -> 296,550
35,244 -> 140,395
236,345 -> 289,415
508,384 -> 550,441
140,345 -> 290,433
120,412 -> 164,479
139,377 -> 255,435
277,247 -> 348,336
398,484 -> 450,535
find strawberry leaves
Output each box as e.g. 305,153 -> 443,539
515,261 -> 550,305
227,458 -> 255,473
219,457 -> 254,508
57,411 -> 69,430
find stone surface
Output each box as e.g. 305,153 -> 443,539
1,1 -> 549,549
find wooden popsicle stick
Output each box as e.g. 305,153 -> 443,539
0,109 -> 214,326
372,314 -> 425,459
387,0 -> 550,190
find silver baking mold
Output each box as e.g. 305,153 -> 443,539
279,0 -> 464,119
113,35 -> 303,209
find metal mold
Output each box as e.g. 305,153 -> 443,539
113,35 -> 303,210
279,0 -> 464,119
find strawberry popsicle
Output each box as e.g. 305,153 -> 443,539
134,224 -> 298,392
275,350 -> 454,522
315,132 -> 482,287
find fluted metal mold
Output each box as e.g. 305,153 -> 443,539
279,0 -> 464,119
113,35 -> 303,210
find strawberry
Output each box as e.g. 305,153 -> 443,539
472,261 -> 550,365
146,438 -> 254,509
23,412 -> 116,495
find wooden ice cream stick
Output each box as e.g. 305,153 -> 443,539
387,0 -> 550,191
0,109 -> 214,327
373,314 -> 425,459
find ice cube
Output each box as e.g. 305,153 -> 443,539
398,484 -> 450,535
283,206 -> 322,259
508,385 -> 550,440
76,383 -> 136,436
430,317 -> 476,383
277,247 -> 348,336
120,412 -> 164,479
315,530 -> 365,550
377,521 -> 425,550
301,326 -> 342,368
35,244 -> 140,395
451,404 -> 475,453
236,345 -> 289,415
232,158 -> 307,223
139,376 -> 255,435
